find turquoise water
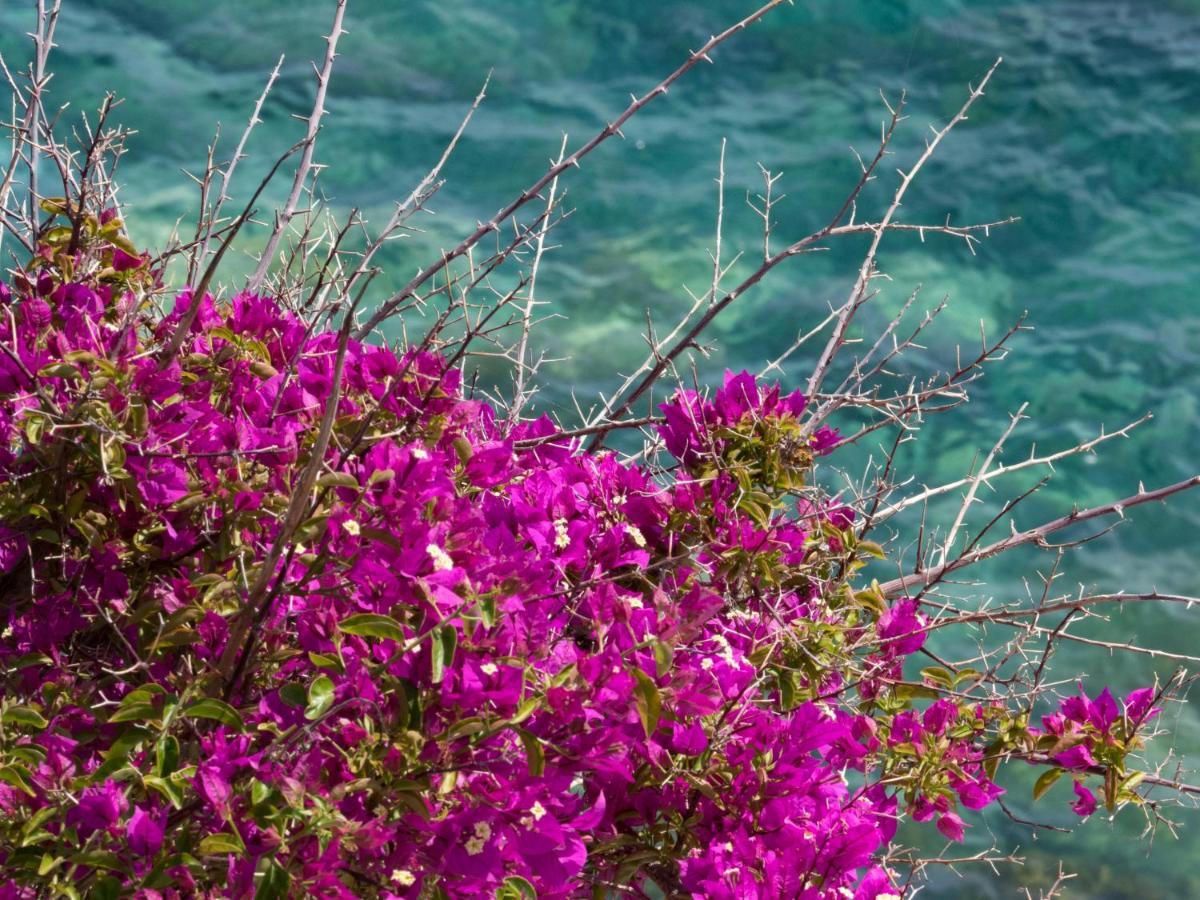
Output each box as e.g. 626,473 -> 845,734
3,1 -> 1200,895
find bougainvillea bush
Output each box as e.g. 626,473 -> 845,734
0,2 -> 1195,898
0,214 -> 1169,898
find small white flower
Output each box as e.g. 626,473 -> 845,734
411,447 -> 429,460
391,869 -> 416,886
530,801 -> 547,821
464,836 -> 486,856
343,519 -> 360,536
426,543 -> 453,571
701,657 -> 714,670
626,595 -> 644,610
712,633 -> 737,666
473,821 -> 492,840
626,524 -> 646,548
480,662 -> 498,676
553,517 -> 571,550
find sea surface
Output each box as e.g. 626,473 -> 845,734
2,1 -> 1199,896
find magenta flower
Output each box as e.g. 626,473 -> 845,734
936,812 -> 966,842
126,806 -> 164,857
1124,687 -> 1159,723
1070,781 -> 1098,817
1053,744 -> 1097,771
0,527 -> 25,575
68,781 -> 128,837
0,234 -> 1166,897
877,599 -> 926,655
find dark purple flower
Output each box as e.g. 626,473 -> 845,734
0,527 -> 26,575
126,806 -> 164,857
68,781 -> 128,837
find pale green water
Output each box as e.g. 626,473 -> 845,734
2,1 -> 1199,895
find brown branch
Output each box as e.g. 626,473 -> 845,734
248,0 -> 348,291
880,475 -> 1200,597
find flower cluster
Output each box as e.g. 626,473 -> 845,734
0,215 -> 1163,898
1028,686 -> 1161,818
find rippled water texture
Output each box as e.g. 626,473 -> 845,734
2,1 -> 1198,895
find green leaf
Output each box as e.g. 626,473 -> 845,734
307,651 -> 344,673
856,539 -> 887,559
305,676 -> 335,721
86,727 -> 152,784
108,702 -> 158,725
510,697 -> 539,727
20,806 -> 56,845
183,699 -> 245,730
198,831 -> 245,856
142,774 -> 185,809
155,735 -> 180,777
256,859 -> 291,899
653,640 -> 674,679
452,435 -> 474,464
778,671 -> 796,710
69,851 -> 130,874
495,875 -> 538,900
337,613 -> 405,643
516,728 -> 545,777
8,653 -> 51,670
1121,771 -> 1147,792
63,349 -> 100,366
37,852 -> 63,876
919,667 -> 954,688
278,683 -> 307,708
893,683 -> 941,702
477,594 -> 497,629
2,706 -> 49,730
23,414 -> 46,445
39,196 -> 68,215
249,361 -> 279,379
0,764 -> 36,797
316,472 -> 360,489
1033,767 -> 1064,801
430,626 -> 457,684
293,514 -> 329,543
632,669 -> 662,740
37,362 -> 81,380
9,744 -> 46,766
953,668 -> 983,687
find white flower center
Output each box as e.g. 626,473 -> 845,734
426,543 -> 453,571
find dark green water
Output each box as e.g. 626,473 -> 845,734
3,1 -> 1199,895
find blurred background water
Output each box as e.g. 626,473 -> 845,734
3,1 -> 1199,895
